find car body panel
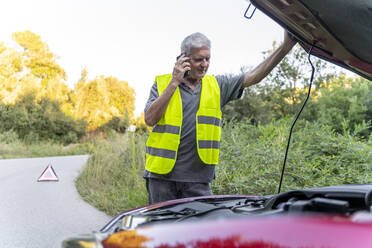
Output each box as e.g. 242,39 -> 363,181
102,215 -> 372,248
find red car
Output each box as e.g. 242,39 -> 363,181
63,185 -> 372,248
63,1 -> 372,247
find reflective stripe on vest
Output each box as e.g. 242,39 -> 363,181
152,124 -> 180,135
145,74 -> 221,174
146,146 -> 176,160
197,116 -> 221,127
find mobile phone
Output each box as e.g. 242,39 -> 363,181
176,54 -> 190,78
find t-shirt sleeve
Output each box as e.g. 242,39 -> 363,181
215,74 -> 245,107
144,82 -> 159,113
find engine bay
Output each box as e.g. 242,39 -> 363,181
108,185 -> 372,232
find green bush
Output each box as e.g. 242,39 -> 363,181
223,75 -> 371,138
213,119 -> 372,196
98,116 -> 130,134
0,94 -> 87,144
316,77 -> 370,135
0,130 -> 19,144
135,122 -> 149,134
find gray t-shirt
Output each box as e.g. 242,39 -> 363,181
144,74 -> 244,183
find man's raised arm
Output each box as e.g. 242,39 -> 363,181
242,31 -> 297,89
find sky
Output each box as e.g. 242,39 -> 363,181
1,0 -> 286,116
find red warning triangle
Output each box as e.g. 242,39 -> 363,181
37,163 -> 59,182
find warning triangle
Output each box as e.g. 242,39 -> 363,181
37,163 -> 59,182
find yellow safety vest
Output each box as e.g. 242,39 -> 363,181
145,74 -> 222,174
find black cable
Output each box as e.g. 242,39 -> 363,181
277,43 -> 316,194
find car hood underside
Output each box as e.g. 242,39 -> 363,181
250,0 -> 372,81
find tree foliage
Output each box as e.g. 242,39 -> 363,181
12,31 -> 66,81
223,43 -> 371,137
0,42 -> 39,104
73,73 -> 135,130
315,75 -> 371,136
0,31 -> 136,141
0,94 -> 86,144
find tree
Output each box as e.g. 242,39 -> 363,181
12,31 -> 66,82
260,42 -> 338,119
1,31 -> 136,135
223,42 -> 338,124
104,76 -> 135,119
73,72 -> 135,130
12,31 -> 74,111
316,75 -> 371,135
0,42 -> 41,105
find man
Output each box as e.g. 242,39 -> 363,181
144,31 -> 296,204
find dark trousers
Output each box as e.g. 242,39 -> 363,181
145,178 -> 213,204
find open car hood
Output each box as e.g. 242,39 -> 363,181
250,0 -> 372,81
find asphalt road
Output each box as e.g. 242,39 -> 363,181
0,155 -> 112,248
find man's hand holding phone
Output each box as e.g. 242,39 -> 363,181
172,53 -> 191,85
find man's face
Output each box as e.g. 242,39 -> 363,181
188,46 -> 210,80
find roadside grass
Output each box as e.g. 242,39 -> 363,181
75,132 -> 148,216
0,130 -> 90,159
75,119 -> 371,216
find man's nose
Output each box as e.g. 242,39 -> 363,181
201,59 -> 209,67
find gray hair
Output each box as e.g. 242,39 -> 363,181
181,32 -> 211,56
